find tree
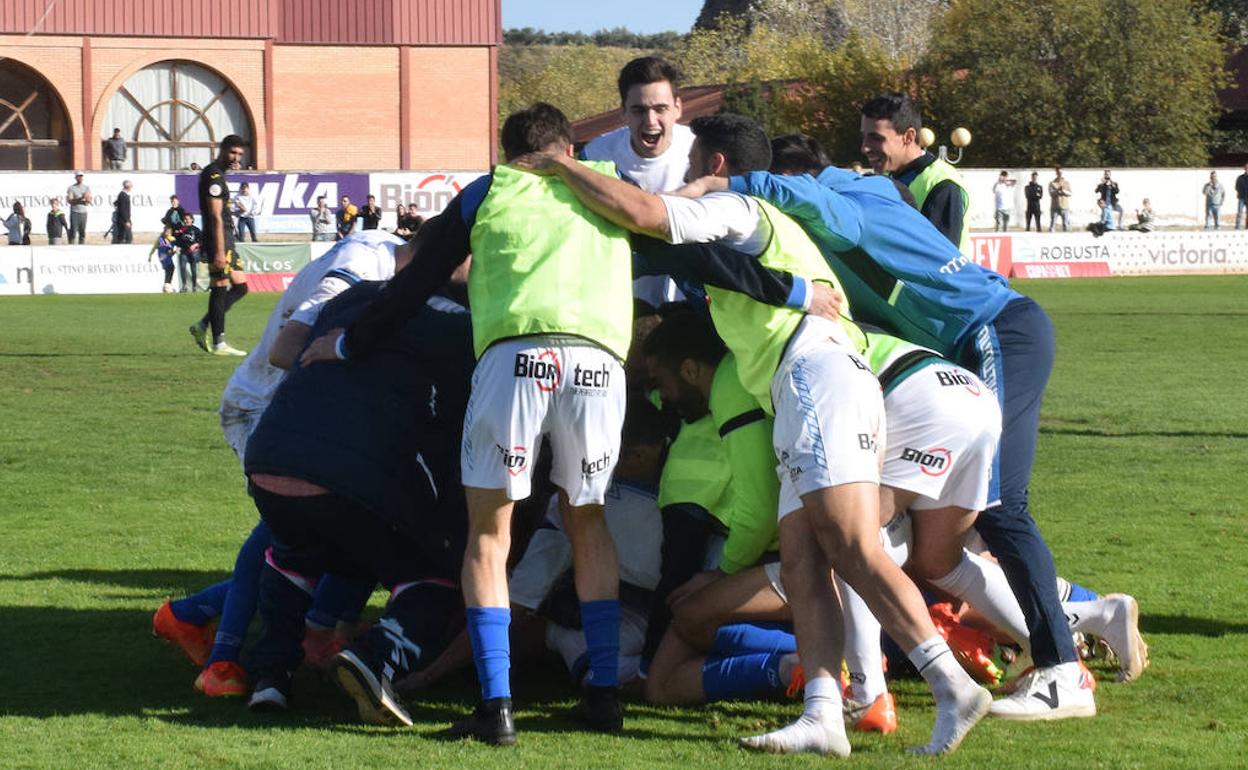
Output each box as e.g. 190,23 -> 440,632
499,45 -> 646,125
1208,0 -> 1248,45
918,0 -> 1229,167
774,34 -> 912,164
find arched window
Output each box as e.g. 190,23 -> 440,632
101,61 -> 252,171
0,59 -> 72,170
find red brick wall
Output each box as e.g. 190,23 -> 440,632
0,34 -> 492,171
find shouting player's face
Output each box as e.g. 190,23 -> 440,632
624,80 -> 682,159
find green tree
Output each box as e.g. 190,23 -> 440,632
774,34 -> 911,164
918,0 -> 1229,167
499,45 -> 646,125
1207,0 -> 1248,45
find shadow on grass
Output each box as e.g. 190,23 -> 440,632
1039,427 -> 1248,439
1140,613 -> 1248,638
0,604 -> 759,744
0,568 -> 232,593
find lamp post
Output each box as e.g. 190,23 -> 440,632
919,126 -> 972,164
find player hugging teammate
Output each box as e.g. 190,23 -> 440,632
152,58 -> 1147,758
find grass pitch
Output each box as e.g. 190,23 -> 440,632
1,276 -> 1246,769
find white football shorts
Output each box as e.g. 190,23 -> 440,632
771,321 -> 886,519
461,337 -> 626,506
880,363 -> 1001,512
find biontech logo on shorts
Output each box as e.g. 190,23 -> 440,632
513,350 -> 561,392
496,444 -> 528,476
572,362 -> 612,394
934,368 -> 981,396
901,447 -> 952,477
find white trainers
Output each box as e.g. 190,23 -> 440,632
989,662 -> 1096,721
740,711 -> 850,757
1089,594 -> 1149,683
211,341 -> 247,357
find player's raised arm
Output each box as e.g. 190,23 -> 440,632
513,150 -> 671,239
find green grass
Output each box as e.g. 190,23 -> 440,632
1,277 -> 1247,769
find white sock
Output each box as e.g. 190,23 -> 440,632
929,549 -> 1031,654
908,636 -> 975,697
1062,599 -> 1112,634
740,675 -> 849,757
803,674 -> 841,717
907,637 -> 991,756
836,575 -> 887,703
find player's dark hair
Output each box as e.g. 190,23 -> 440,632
689,113 -> 771,175
860,92 -> 923,134
770,133 -> 830,176
642,309 -> 727,373
622,390 -> 679,449
618,56 -> 682,103
501,102 -> 573,161
219,134 -> 247,153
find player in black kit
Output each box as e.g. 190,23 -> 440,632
189,135 -> 250,356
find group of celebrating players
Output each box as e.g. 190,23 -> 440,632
151,57 -> 1148,758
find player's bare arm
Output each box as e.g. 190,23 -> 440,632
299,327 -> 345,366
269,321 -> 313,370
513,150 -> 671,239
672,175 -> 729,198
206,195 -> 227,274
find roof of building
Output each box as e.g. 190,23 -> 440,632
0,0 -> 501,46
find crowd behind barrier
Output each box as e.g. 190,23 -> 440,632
4,168 -> 1248,242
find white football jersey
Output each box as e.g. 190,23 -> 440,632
583,124 -> 695,307
220,229 -> 404,414
583,123 -> 696,194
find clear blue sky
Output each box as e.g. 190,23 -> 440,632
502,0 -> 703,34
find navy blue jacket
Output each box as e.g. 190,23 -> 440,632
245,281 -> 474,575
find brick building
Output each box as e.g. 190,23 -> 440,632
0,0 -> 500,171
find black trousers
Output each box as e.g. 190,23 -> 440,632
248,483 -> 459,679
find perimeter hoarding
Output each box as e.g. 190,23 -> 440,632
969,231 -> 1248,278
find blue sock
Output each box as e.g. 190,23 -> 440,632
207,520 -> 270,665
1068,581 -> 1099,602
307,575 -> 376,629
580,599 -> 620,688
711,623 -> 797,657
467,607 -> 511,700
702,651 -> 784,702
170,580 -> 230,625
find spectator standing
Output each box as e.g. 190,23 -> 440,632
46,198 -> 68,244
112,180 -> 134,244
1095,170 -> 1123,229
162,195 -> 188,229
1203,171 -> 1225,230
1024,172 -> 1044,231
103,128 -> 127,170
358,194 -> 382,230
5,202 -> 31,245
310,196 -> 334,241
66,172 -> 92,244
175,213 -> 203,292
233,182 -> 259,242
1048,166 -> 1071,231
335,195 -> 356,240
992,171 -> 1016,231
1235,163 -> 1248,230
1128,199 -> 1156,232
